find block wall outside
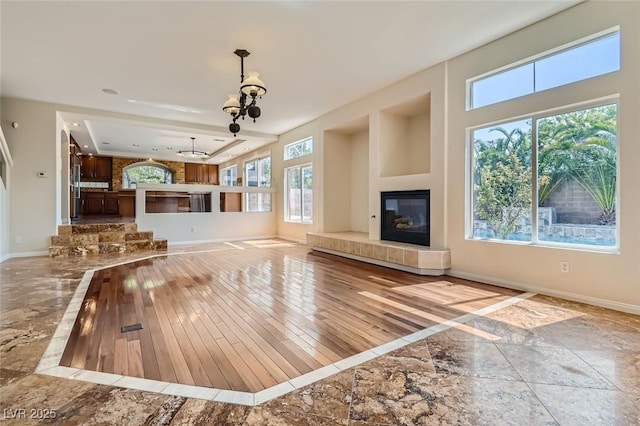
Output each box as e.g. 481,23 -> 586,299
544,178 -> 602,224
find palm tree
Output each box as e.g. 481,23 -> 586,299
537,105 -> 617,223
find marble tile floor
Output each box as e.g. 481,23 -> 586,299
1,243 -> 639,425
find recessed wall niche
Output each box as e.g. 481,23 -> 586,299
323,115 -> 369,233
379,93 -> 431,177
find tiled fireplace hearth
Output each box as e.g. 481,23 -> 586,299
307,232 -> 450,276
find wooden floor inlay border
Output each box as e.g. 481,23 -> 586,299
37,241 -> 534,405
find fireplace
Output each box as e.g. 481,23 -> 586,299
381,190 -> 430,246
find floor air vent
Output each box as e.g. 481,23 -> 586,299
120,323 -> 143,333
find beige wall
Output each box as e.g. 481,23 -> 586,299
217,121 -> 320,244
1,98 -> 58,255
350,130 -> 369,232
446,1 -> 640,311
0,127 -> 11,261
273,62 -> 445,246
272,122 -> 320,242
323,131 -> 353,232
0,173 -> 8,261
0,5 -> 5,261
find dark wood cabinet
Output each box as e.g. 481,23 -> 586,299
81,156 -> 112,181
104,193 -> 120,215
119,193 -> 135,217
82,192 -> 105,215
81,192 -> 120,215
184,163 -> 218,184
206,165 -> 218,185
184,162 -> 199,183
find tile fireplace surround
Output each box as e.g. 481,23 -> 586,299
307,231 -> 450,275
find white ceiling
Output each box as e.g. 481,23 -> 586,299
1,1 -> 580,164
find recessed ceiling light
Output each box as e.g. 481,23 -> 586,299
70,122 -> 80,127
83,145 -> 88,148
102,142 -> 110,145
102,88 -> 120,95
214,138 -> 225,142
243,147 -> 250,151
132,144 -> 140,147
166,147 -> 173,150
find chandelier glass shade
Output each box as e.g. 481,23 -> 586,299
176,137 -> 209,159
222,49 -> 267,136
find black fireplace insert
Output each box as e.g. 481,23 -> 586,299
381,190 -> 430,246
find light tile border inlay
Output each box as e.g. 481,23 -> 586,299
36,244 -> 536,406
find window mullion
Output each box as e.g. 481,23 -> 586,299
298,167 -> 303,221
531,118 -> 538,244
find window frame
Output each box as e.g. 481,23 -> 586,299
243,153 -> 271,212
122,161 -> 174,189
284,137 -> 313,160
284,163 -> 313,224
467,27 -> 620,110
220,164 -> 238,186
467,98 -> 619,252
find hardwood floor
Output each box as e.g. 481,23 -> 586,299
60,243 -> 520,392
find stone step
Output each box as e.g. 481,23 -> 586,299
99,232 -> 125,243
125,231 -> 153,241
153,239 -> 168,250
49,244 -> 100,257
51,234 -> 99,246
50,239 -> 167,258
49,246 -> 69,257
50,222 -> 165,258
124,240 -> 154,253
57,223 -> 138,235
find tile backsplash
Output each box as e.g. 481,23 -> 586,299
79,181 -> 109,188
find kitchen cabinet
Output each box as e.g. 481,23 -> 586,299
104,193 -> 120,215
81,156 -> 112,181
184,163 -> 218,185
119,193 -> 135,217
82,192 -> 105,215
81,192 -> 120,215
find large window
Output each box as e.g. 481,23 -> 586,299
284,137 -> 313,160
220,165 -> 237,186
285,164 -> 313,223
244,155 -> 271,212
470,103 -> 617,248
469,30 -> 620,109
123,162 -> 174,189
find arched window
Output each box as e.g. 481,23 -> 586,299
123,162 -> 174,189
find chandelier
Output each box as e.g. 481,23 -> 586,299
176,137 -> 209,159
222,49 -> 267,136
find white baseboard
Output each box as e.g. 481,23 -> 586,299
2,250 -> 49,260
169,235 -> 279,247
276,235 -> 307,245
446,269 -> 640,315
0,253 -> 10,263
